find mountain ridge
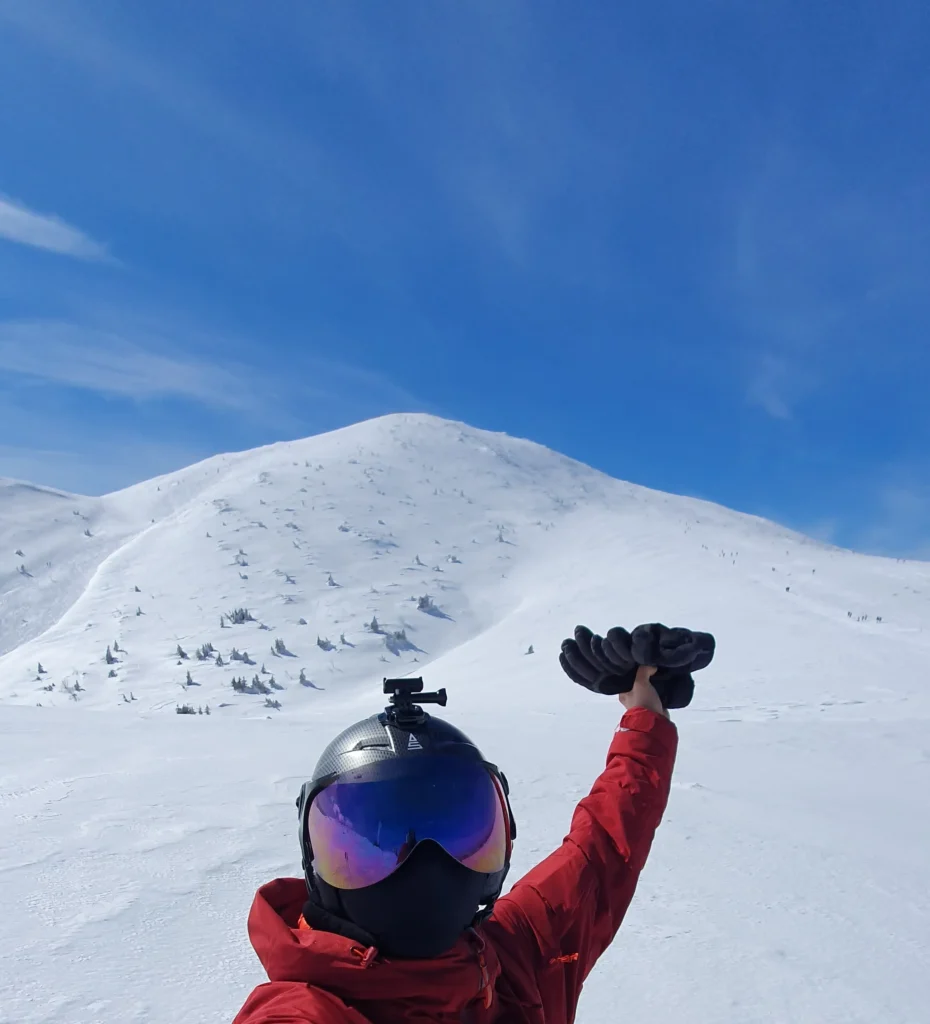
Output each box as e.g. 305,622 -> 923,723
1,413 -> 926,717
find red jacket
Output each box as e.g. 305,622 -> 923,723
233,707 -> 677,1024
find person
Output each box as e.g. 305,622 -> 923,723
232,623 -> 706,1024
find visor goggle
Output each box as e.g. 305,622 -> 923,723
300,755 -> 512,891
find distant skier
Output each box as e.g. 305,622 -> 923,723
232,623 -> 715,1024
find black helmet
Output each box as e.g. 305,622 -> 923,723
297,678 -> 516,957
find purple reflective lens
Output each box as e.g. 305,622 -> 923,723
307,756 -> 508,890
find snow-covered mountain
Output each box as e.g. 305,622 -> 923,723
1,413 -> 928,1024
3,413 -> 925,717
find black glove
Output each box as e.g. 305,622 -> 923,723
560,623 -> 715,709
629,622 -> 715,709
559,625 -> 638,695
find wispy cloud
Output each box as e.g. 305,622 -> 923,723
728,140 -> 929,421
0,195 -> 108,260
0,310 -> 429,430
0,1 -> 624,281
288,1 -> 623,273
744,348 -> 821,421
0,310 -> 431,493
746,352 -> 795,420
0,320 -> 253,409
857,477 -> 930,561
0,2 -> 335,228
0,316 -> 426,416
0,439 -> 213,497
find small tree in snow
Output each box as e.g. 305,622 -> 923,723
105,646 -> 116,665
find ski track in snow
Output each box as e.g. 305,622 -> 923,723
1,413 -> 928,1023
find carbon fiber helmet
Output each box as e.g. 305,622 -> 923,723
296,678 -> 517,957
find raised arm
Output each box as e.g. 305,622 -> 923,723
486,667 -> 677,1012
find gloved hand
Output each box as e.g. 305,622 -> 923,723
559,625 -> 638,695
559,623 -> 715,709
630,623 -> 715,709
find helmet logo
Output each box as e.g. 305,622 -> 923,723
407,733 -> 423,751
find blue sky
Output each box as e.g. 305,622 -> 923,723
0,0 -> 927,558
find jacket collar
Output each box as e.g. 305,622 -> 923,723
247,879 -> 501,1019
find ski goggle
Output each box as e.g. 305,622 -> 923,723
302,755 -> 511,890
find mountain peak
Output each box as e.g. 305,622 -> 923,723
1,415 -> 926,719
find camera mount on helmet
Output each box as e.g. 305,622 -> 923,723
382,676 -> 447,729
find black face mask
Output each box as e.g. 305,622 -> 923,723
308,840 -> 493,959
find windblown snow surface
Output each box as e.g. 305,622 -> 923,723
1,414 -> 928,1024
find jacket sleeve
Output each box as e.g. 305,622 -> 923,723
487,707 -> 677,992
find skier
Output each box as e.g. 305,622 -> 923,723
232,623 -> 715,1023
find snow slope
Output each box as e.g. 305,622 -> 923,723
1,413 -> 928,1024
